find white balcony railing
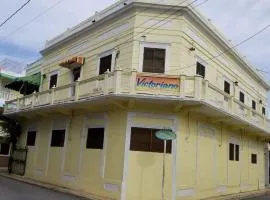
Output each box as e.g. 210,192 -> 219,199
4,69 -> 270,133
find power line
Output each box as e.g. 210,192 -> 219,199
0,0 -> 65,41
0,0 -> 31,29
167,23 -> 270,74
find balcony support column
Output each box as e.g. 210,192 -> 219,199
114,68 -> 122,94
75,81 -> 80,101
51,86 -> 55,105
130,69 -> 137,95
194,75 -> 203,99
203,80 -> 209,100
228,96 -> 234,113
180,75 -> 186,98
104,70 -> 109,95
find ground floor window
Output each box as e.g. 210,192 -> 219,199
229,143 -> 239,161
51,130 -> 66,147
251,154 -> 257,164
86,128 -> 104,149
130,127 -> 172,153
26,131 -> 37,146
0,143 -> 10,155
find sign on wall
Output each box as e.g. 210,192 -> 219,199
136,75 -> 180,93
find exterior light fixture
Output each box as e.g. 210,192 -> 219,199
234,81 -> 239,86
189,47 -> 195,51
259,100 -> 263,104
92,19 -> 96,23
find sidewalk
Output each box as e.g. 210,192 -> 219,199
201,188 -> 270,200
0,173 -> 115,200
1,172 -> 270,200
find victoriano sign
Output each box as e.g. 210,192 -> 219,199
136,75 -> 180,92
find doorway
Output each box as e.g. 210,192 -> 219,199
126,127 -> 173,200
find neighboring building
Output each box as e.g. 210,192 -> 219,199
3,1 -> 270,200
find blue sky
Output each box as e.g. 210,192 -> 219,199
0,0 -> 269,86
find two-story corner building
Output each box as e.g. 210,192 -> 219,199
3,0 -> 270,200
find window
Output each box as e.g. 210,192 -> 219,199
49,74 -> 58,89
50,130 -> 65,147
130,128 -> 172,153
0,143 -> 9,155
99,54 -> 112,75
224,81 -> 231,95
252,100 -> 256,110
262,107 -> 266,116
143,48 -> 166,73
196,62 -> 206,78
72,67 -> 81,82
26,131 -> 36,146
251,154 -> 257,164
229,143 -> 240,161
86,128 -> 104,149
239,92 -> 245,104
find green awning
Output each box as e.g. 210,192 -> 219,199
0,73 -> 16,81
5,72 -> 41,95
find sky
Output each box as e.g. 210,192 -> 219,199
0,0 -> 269,85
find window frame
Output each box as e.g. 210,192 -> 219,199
251,153 -> 257,164
262,107 -> 266,116
224,80 -> 231,95
0,143 -> 11,156
97,50 -> 116,75
239,91 -> 245,104
86,128 -> 105,149
26,130 -> 37,147
48,71 -> 59,89
139,42 -> 170,73
252,100 -> 257,110
196,62 -> 206,78
50,129 -> 66,147
229,139 -> 240,162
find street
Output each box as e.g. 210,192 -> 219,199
0,176 -> 88,200
246,195 -> 270,200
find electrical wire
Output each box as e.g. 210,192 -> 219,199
0,0 -> 65,41
0,0 -> 31,29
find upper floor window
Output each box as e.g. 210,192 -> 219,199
252,100 -> 256,110
262,107 -> 266,116
143,47 -> 166,73
224,81 -> 231,95
239,91 -> 245,104
99,54 -> 112,75
229,143 -> 239,161
26,131 -> 36,146
196,62 -> 205,78
72,67 -> 81,82
49,73 -> 58,89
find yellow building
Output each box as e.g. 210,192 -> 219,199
4,0 -> 270,199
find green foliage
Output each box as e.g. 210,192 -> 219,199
0,116 -> 21,148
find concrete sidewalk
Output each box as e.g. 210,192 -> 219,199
0,173 -> 114,200
202,188 -> 270,200
1,173 -> 270,200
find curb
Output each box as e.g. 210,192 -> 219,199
201,189 -> 269,200
0,173 -> 115,200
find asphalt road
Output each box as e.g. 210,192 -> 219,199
0,176 -> 88,200
246,196 -> 270,200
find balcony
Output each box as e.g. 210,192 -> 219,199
4,68 -> 270,135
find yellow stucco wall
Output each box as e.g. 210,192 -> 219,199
18,108 -> 266,200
